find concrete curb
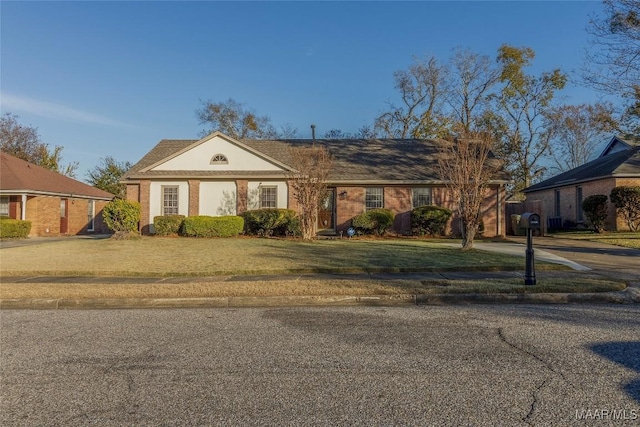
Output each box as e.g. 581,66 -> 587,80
1,288 -> 638,309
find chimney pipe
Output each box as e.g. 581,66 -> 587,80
311,124 -> 316,140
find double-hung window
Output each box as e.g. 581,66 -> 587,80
87,200 -> 95,231
365,188 -> 383,211
162,186 -> 179,215
260,186 -> 278,209
0,196 -> 9,217
412,188 -> 432,208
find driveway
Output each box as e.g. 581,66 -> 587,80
508,236 -> 640,284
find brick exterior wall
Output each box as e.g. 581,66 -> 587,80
188,180 -> 200,216
236,180 -> 248,215
139,180 -> 151,234
524,177 -> 640,231
335,186 -> 365,233
21,195 -> 110,236
126,184 -> 139,203
384,187 -> 412,234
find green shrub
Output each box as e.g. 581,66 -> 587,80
410,205 -> 453,236
242,209 -> 300,237
351,209 -> 395,236
0,217 -> 32,238
153,215 -> 185,236
610,186 -> 640,232
180,216 -> 244,238
582,194 -> 608,233
103,199 -> 140,239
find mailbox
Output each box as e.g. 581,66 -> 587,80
519,212 -> 541,230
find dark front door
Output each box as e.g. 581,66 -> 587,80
317,189 -> 335,233
60,198 -> 69,234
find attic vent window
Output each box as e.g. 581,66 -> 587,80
210,154 -> 228,165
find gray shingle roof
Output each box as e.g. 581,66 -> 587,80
524,146 -> 640,193
123,136 -> 509,183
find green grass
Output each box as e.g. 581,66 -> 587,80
0,236 -> 563,277
550,231 -> 640,249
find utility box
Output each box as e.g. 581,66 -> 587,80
519,213 -> 541,230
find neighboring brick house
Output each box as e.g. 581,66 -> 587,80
523,135 -> 640,231
122,132 -> 509,236
0,152 -> 114,236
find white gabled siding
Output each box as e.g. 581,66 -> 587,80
150,181 -> 189,223
151,135 -> 283,171
200,181 -> 237,216
247,181 -> 288,210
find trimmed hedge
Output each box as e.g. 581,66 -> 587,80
351,208 -> 395,236
0,217 -> 32,238
411,205 -> 452,236
153,215 -> 185,236
582,194 -> 608,233
241,209 -> 301,237
180,215 -> 244,238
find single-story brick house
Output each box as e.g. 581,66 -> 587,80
523,135 -> 640,231
121,131 -> 510,236
0,152 -> 114,236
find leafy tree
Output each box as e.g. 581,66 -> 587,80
544,103 -> 618,173
375,56 -> 449,138
196,98 -> 278,139
582,194 -> 609,233
103,199 -> 140,239
86,156 -> 133,198
0,113 -> 78,177
287,145 -> 333,240
584,0 -> 640,133
610,186 -> 640,231
491,45 -> 567,199
437,130 -> 499,250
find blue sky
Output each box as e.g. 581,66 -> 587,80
1,1 -> 607,181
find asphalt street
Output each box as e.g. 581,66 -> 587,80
1,305 -> 639,426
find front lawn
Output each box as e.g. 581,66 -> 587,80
0,236 -> 561,277
550,231 -> 640,249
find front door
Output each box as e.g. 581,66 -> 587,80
317,189 -> 335,233
60,198 -> 69,235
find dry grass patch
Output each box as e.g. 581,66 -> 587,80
0,277 -> 625,300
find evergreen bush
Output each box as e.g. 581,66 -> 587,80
410,205 -> 453,236
0,217 -> 32,238
610,186 -> 640,231
582,194 -> 608,233
153,215 -> 185,236
103,199 -> 140,239
180,216 -> 244,237
241,209 -> 300,237
351,209 -> 395,235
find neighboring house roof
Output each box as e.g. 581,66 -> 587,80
123,133 -> 509,184
523,145 -> 640,193
0,152 -> 115,200
599,134 -> 640,157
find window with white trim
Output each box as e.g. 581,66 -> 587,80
87,200 -> 95,231
365,187 -> 383,211
162,186 -> 179,215
0,196 -> 9,217
259,186 -> 278,209
412,188 -> 432,208
210,154 -> 228,165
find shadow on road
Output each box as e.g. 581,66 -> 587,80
591,342 -> 640,403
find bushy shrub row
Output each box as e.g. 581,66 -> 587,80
153,215 -> 185,236
411,205 -> 452,236
351,209 -> 395,235
0,217 -> 32,238
241,209 -> 300,237
180,216 -> 244,238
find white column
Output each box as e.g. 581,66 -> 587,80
21,194 -> 27,220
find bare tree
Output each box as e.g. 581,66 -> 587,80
375,56 -> 449,139
447,48 -> 501,133
196,98 -> 278,139
323,129 -> 352,139
491,45 -> 567,199
438,131 -> 499,250
544,102 -> 618,173
0,113 -> 78,177
584,0 -> 640,132
287,145 -> 333,240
